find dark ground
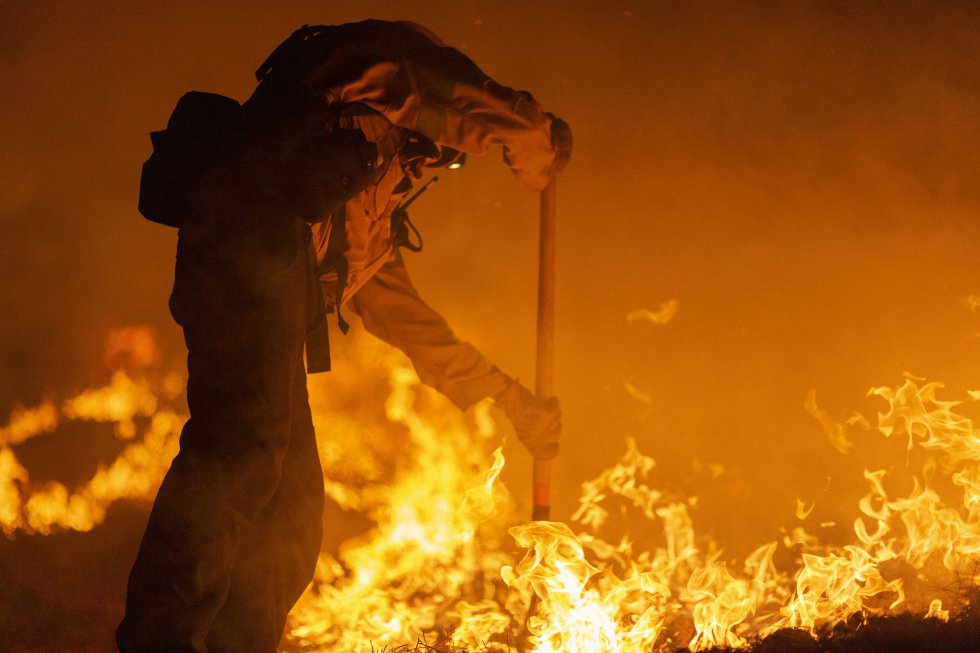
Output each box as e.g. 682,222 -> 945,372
1,502 -> 147,653
684,607 -> 980,653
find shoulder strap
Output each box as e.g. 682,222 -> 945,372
318,204 -> 351,334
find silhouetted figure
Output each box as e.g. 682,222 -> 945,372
118,20 -> 571,653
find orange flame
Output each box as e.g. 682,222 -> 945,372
4,330 -> 978,649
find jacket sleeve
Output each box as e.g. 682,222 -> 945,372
348,252 -> 512,409
293,20 -> 559,191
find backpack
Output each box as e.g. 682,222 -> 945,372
138,91 -> 243,228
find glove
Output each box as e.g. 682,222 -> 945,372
494,380 -> 561,460
547,113 -> 573,175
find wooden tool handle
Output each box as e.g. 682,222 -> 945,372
532,180 -> 557,521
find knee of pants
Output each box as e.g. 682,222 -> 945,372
217,445 -> 291,521
171,436 -> 287,523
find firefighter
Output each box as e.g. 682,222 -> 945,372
118,19 -> 571,653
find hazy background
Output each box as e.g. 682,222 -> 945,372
1,0 -> 978,553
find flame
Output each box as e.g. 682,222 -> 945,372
0,327 -> 183,536
103,325 -> 163,371
623,379 -> 654,406
777,546 -> 904,630
626,300 -> 678,326
0,402 -> 58,447
870,380 -> 978,464
0,446 -> 30,533
496,377 -> 979,650
795,499 -> 815,520
503,519 -> 668,653
0,371 -> 183,536
63,370 -> 173,439
571,437 -> 661,531
686,543 -> 778,650
288,353 -> 516,652
927,598 -> 950,622
4,329 -> 979,649
804,389 -> 853,454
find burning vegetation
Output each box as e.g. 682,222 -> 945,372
2,327 -> 979,652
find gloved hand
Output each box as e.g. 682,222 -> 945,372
547,114 -> 573,174
494,380 -> 561,460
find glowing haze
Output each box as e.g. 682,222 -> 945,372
0,1 -> 978,649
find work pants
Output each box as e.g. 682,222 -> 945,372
117,217 -> 325,653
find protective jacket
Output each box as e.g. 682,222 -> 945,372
259,20 -> 562,409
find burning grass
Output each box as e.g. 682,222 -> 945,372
684,600 -> 980,653
2,329 -> 979,652
393,606 -> 980,653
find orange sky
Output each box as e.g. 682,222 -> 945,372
1,1 -> 978,551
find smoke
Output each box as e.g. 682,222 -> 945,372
1,0 -> 979,553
